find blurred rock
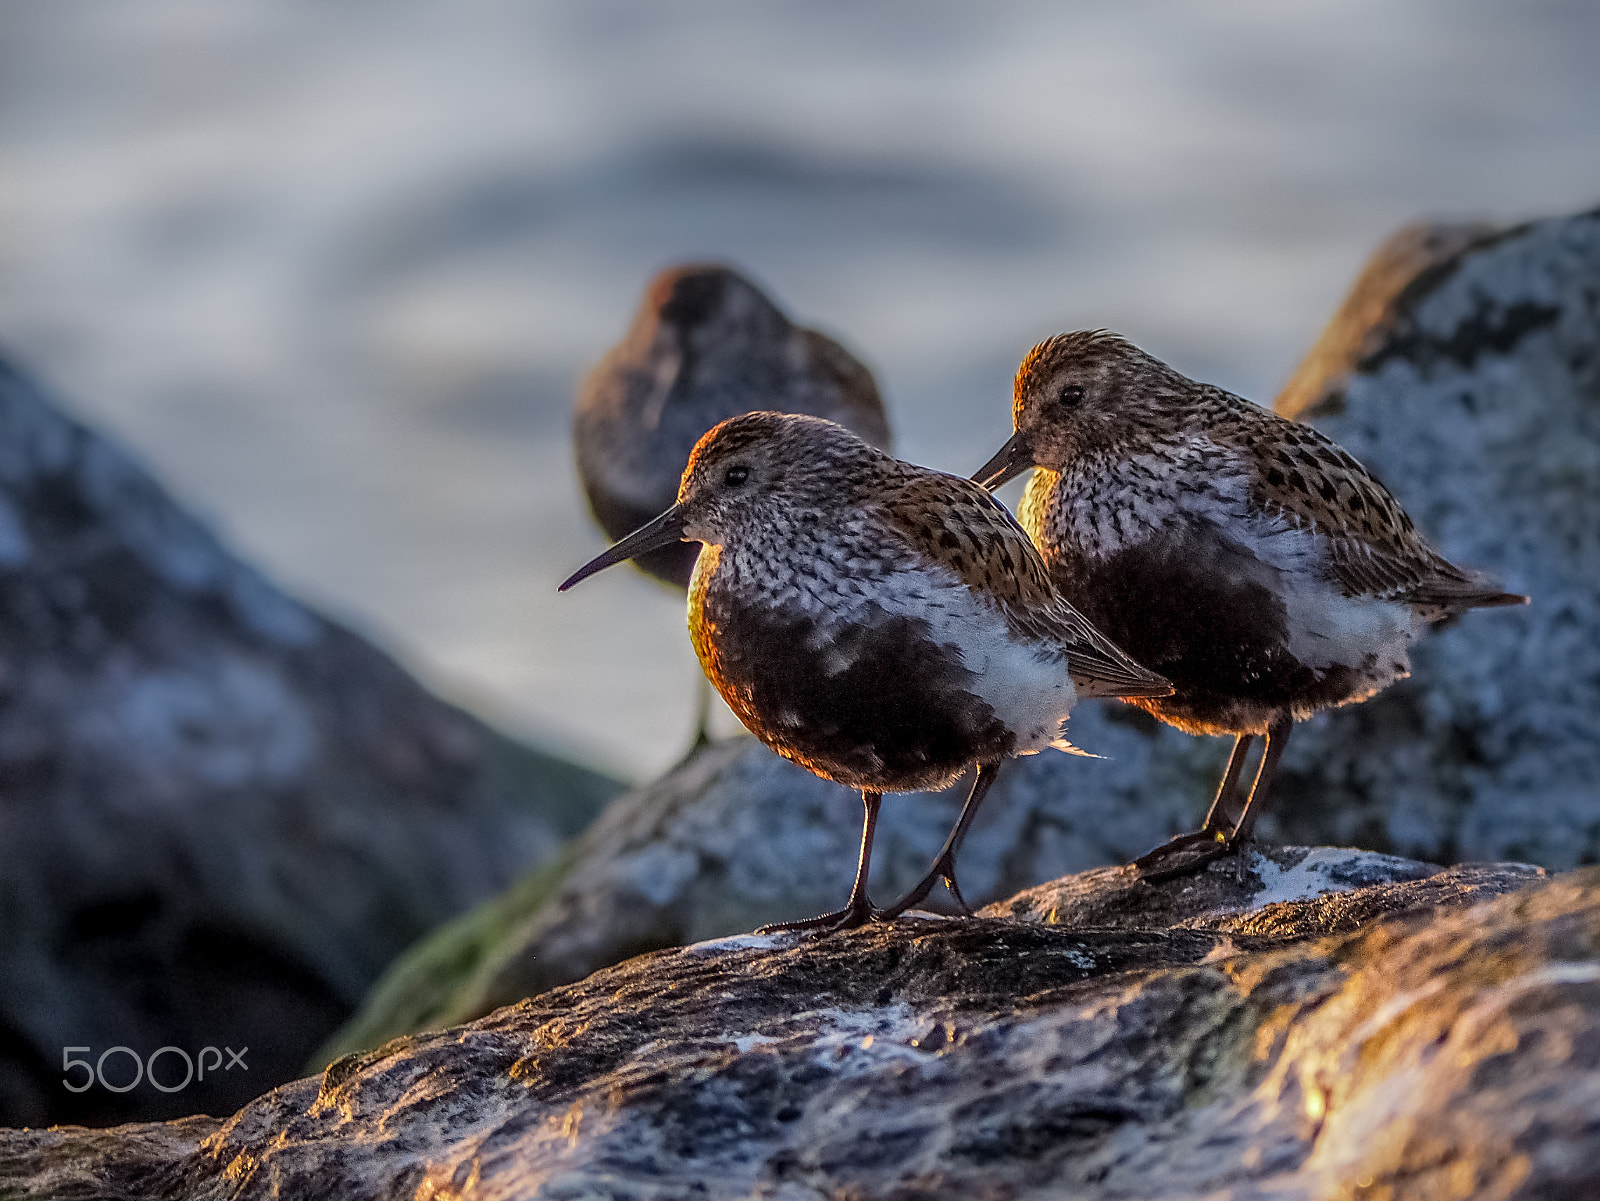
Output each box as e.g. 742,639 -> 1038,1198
9,854 -> 1590,1200
0,354 -> 621,1127
1274,219 -> 1499,420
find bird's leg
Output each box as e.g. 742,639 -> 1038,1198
1199,733 -> 1255,832
690,673 -> 714,751
1131,734 -> 1253,871
1225,714 -> 1292,847
670,675 -> 716,770
757,790 -> 882,934
1138,717 -> 1292,882
879,762 -> 1002,920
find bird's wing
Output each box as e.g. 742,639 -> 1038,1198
1203,390 -> 1526,613
875,469 -> 1172,698
1009,594 -> 1177,699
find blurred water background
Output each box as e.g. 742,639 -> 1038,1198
1,1 -> 1596,779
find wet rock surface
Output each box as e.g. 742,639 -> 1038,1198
6,852 -> 1590,1201
0,356 -> 620,1127
990,843 -> 1544,938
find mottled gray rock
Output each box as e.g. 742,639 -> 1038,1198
1274,219 -> 1500,421
4,854 -> 1583,1201
0,354 -> 620,1127
1268,206 -> 1600,865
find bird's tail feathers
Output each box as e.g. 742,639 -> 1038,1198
1408,572 -> 1529,622
1048,737 -> 1103,759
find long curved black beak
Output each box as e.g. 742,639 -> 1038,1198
971,431 -> 1034,491
559,505 -> 689,591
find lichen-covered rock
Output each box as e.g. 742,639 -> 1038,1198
0,355 -> 621,1127
1274,219 -> 1500,421
1268,206 -> 1600,865
5,853 -> 1584,1201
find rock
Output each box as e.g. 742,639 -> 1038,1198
9,853 -> 1590,1200
1268,205 -> 1600,865
312,734 -> 1220,1063
989,843 -> 1542,936
1274,219 -> 1500,421
0,354 -> 621,1127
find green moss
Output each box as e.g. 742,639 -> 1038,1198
308,845 -> 580,1072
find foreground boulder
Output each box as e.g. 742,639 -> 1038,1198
0,356 -> 620,1127
9,851 -> 1591,1200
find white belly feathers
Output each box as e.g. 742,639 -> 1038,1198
783,557 -> 1079,756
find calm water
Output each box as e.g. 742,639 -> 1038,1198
2,1 -> 1597,777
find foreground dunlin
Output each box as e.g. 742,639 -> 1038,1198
574,264 -> 891,750
974,330 -> 1527,879
562,412 -> 1170,932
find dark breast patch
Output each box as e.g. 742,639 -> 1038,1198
696,587 -> 1015,792
1050,524 -> 1366,735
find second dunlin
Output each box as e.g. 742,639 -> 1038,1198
974,330 -> 1527,878
562,412 -> 1170,933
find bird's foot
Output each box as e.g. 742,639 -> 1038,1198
877,852 -> 973,921
1132,828 -> 1240,883
943,872 -> 975,918
1131,826 -> 1226,870
756,894 -> 880,936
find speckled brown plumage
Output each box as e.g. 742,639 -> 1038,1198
564,411 -> 1169,928
870,472 -> 1168,697
1007,331 -> 1524,627
978,329 -> 1526,877
573,264 -> 892,754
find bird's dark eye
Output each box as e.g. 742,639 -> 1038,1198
723,464 -> 749,487
1058,384 -> 1084,407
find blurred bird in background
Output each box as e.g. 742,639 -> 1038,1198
574,264 -> 893,754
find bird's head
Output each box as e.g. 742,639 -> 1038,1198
972,330 -> 1191,488
637,264 -> 790,374
560,412 -> 875,590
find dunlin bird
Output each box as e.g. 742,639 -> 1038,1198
562,412 -> 1170,932
973,330 -> 1527,879
574,265 -> 892,751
